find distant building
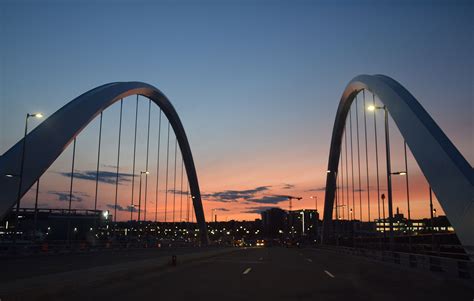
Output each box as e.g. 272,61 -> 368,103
375,207 -> 453,233
260,208 -> 321,239
288,209 -> 320,237
261,208 -> 287,237
0,208 -> 110,241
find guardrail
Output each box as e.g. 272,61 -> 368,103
317,245 -> 473,280
0,239 -> 203,258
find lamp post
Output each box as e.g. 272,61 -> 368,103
429,187 -> 436,252
137,171 -> 149,222
368,105 -> 394,250
211,209 -> 216,223
310,196 -> 318,212
299,210 -> 305,236
13,113 -> 43,247
391,170 -> 409,248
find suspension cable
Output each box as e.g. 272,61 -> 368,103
155,109 -> 162,222
34,179 -> 40,232
173,137 -> 178,223
404,141 -> 411,228
191,188 -> 194,223
94,112 -> 103,211
335,170 -> 339,220
363,90 -> 371,221
355,95 -> 362,221
373,94 -> 384,226
340,140 -> 345,220
67,137 -> 77,245
180,156 -> 184,222
68,138 -> 77,211
349,108 -> 356,220
114,99 -> 123,222
344,124 -> 349,220
130,95 -> 139,221
144,99 -> 151,221
164,122 -> 170,223
186,175 -> 190,222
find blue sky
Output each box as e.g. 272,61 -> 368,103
0,0 -> 472,220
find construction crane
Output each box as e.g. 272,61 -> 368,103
284,195 -> 302,212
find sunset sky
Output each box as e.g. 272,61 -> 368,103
1,0 -> 472,222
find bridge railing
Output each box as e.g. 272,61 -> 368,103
317,244 -> 473,280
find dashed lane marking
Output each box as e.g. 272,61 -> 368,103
324,270 -> 335,278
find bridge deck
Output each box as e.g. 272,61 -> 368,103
1,247 -> 472,300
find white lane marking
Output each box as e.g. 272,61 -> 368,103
203,259 -> 263,264
324,270 -> 335,278
243,267 -> 252,275
306,258 -> 313,263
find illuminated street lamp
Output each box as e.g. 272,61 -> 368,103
391,171 -> 407,176
13,112 -> 44,246
137,171 -> 149,222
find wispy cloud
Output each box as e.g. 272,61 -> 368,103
242,206 -> 280,214
167,189 -> 189,195
49,191 -> 90,202
307,187 -> 326,192
204,186 -> 270,203
101,164 -> 118,169
213,207 -> 230,212
247,195 -> 288,204
282,183 -> 295,190
106,204 -> 137,212
59,170 -> 134,185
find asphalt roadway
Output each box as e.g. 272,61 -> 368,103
2,247 -> 473,300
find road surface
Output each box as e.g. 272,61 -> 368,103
1,247 -> 473,300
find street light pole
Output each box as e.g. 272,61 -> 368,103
383,107 -> 395,250
33,179 -> 40,239
310,196 -> 318,212
13,113 -> 43,247
368,105 -> 394,250
429,187 -> 435,252
138,171 -> 149,222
